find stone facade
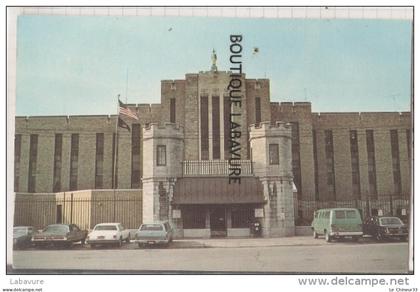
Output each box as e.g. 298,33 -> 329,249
14,65 -> 412,236
142,123 -> 184,224
249,121 -> 294,236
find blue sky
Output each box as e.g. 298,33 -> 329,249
16,16 -> 412,116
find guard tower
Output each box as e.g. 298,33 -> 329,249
142,123 -> 184,225
249,121 -> 295,237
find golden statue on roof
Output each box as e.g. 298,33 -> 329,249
211,49 -> 218,71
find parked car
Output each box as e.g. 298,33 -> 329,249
87,223 -> 131,248
13,226 -> 37,249
311,208 -> 363,242
32,224 -> 88,248
363,216 -> 408,241
135,221 -> 173,247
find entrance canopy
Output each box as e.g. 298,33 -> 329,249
172,177 -> 265,205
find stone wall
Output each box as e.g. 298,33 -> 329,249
250,121 -> 295,237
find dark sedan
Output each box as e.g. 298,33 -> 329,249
363,216 -> 408,241
32,224 -> 88,248
13,226 -> 37,249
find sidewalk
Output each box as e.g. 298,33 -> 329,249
171,236 -> 330,249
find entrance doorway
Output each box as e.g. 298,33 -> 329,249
210,207 -> 226,237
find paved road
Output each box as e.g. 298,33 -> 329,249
13,242 -> 409,273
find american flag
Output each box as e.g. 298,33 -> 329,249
119,99 -> 138,120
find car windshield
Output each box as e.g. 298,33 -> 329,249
42,225 -> 69,234
140,224 -> 163,231
379,217 -> 403,225
13,227 -> 27,236
94,225 -> 117,231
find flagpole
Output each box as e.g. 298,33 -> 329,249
113,95 -> 120,222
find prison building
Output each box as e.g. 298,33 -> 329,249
14,60 -> 412,237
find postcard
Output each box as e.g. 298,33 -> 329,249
6,5 -> 414,285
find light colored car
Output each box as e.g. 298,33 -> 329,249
87,223 -> 131,248
135,221 -> 173,247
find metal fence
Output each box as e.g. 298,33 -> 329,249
294,195 -> 411,226
14,196 -> 143,230
14,192 -> 411,229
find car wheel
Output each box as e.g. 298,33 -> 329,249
117,238 -> 122,247
351,236 -> 359,242
313,231 -> 318,239
125,235 -> 130,243
81,239 -> 85,245
91,244 -> 97,249
375,232 -> 383,242
137,243 -> 143,248
325,231 -> 331,242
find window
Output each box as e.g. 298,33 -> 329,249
200,96 -> 209,160
269,144 -> 279,165
366,130 -> 377,197
324,130 -> 336,198
349,130 -> 361,198
346,210 -> 356,218
335,210 -> 345,219
141,224 -> 164,231
406,129 -> 411,161
95,133 -> 104,189
14,134 -> 21,192
255,97 -> 261,124
327,173 -> 335,185
56,205 -> 62,224
312,130 -> 319,200
231,207 -> 255,228
170,98 -> 176,123
95,225 -> 118,231
131,124 -> 141,188
390,130 -> 402,195
212,96 -> 220,159
224,96 -> 231,159
291,123 -> 302,199
69,134 -> 79,191
297,210 -> 303,219
53,134 -> 63,192
183,207 -> 206,229
157,145 -> 166,166
352,172 -> 360,185
28,134 -> 38,193
112,133 -> 118,188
